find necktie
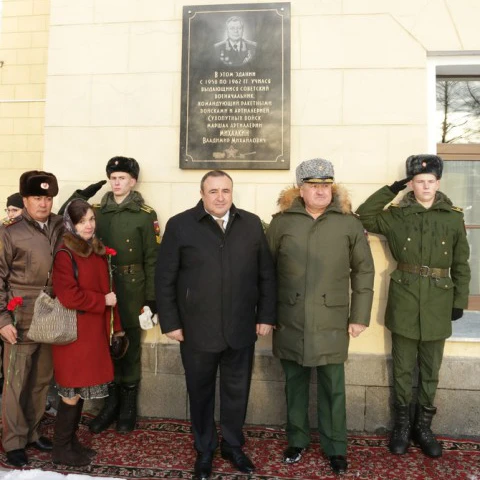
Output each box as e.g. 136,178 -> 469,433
42,223 -> 49,236
215,218 -> 225,233
233,44 -> 238,52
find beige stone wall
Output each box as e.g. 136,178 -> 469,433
0,0 -> 49,202
2,0 -> 479,357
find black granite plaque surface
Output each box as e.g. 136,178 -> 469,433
180,3 -> 291,169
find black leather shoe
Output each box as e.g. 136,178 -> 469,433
27,436 -> 53,451
221,447 -> 255,473
6,449 -> 28,468
194,451 -> 213,479
283,446 -> 306,464
329,455 -> 348,475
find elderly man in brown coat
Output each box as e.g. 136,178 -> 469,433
0,171 -> 64,468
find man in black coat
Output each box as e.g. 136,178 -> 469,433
155,170 -> 276,480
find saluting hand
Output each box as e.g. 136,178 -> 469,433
348,323 -> 367,338
388,177 -> 411,195
78,180 -> 107,199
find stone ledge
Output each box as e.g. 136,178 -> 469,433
116,344 -> 480,436
142,345 -> 480,390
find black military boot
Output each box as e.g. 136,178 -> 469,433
388,404 -> 411,454
89,383 -> 120,434
116,383 -> 138,433
412,404 -> 442,457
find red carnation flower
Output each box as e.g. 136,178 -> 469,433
105,246 -> 117,256
7,297 -> 23,311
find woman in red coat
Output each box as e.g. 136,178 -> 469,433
52,199 -> 125,466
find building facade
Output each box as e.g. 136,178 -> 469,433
1,0 -> 479,435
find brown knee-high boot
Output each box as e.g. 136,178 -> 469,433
52,400 -> 91,466
71,399 -> 96,458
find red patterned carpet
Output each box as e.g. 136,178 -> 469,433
0,415 -> 479,479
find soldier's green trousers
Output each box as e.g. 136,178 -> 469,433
114,326 -> 141,385
391,333 -> 445,406
281,359 -> 347,457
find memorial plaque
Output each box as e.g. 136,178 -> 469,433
180,3 -> 291,169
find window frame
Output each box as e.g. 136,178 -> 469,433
429,56 -> 480,312
436,144 -> 480,311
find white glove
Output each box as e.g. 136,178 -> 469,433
139,305 -> 157,330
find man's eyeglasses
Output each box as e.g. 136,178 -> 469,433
5,207 -> 22,214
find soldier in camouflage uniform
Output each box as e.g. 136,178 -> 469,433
64,157 -> 159,434
356,155 -> 471,458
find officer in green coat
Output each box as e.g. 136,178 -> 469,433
356,155 -> 471,458
62,157 -> 159,434
266,158 -> 375,476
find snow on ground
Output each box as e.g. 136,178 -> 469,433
0,470 -> 121,480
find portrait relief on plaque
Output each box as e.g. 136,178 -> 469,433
214,15 -> 257,67
179,3 -> 291,170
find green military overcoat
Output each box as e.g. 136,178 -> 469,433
266,185 -> 375,367
92,191 -> 159,330
356,186 -> 470,341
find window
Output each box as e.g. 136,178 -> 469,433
437,145 -> 480,311
436,77 -> 480,144
434,68 -> 480,311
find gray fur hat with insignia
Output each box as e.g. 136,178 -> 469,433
406,154 -> 443,179
296,158 -> 335,185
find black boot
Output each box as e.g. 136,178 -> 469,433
116,383 -> 138,433
412,404 -> 442,458
388,404 -> 411,455
89,383 -> 120,434
72,399 -> 96,458
52,401 -> 91,466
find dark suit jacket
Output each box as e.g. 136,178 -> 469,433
155,201 -> 276,352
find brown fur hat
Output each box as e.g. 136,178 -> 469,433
20,171 -> 59,197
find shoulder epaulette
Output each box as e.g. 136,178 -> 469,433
389,203 -> 400,208
451,206 -> 463,213
140,204 -> 154,214
3,216 -> 22,227
92,203 -> 101,209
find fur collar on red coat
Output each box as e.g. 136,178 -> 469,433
62,232 -> 106,258
276,184 -> 352,214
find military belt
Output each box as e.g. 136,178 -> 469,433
116,264 -> 143,275
397,263 -> 449,279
